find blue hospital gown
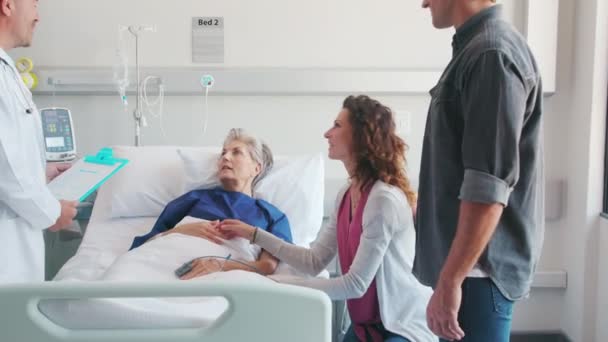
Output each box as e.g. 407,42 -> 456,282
130,188 -> 292,249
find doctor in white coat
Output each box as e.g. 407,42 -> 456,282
0,0 -> 77,283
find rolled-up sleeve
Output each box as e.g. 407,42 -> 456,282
459,50 -> 528,206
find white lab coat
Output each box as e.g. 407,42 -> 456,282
0,48 -> 60,283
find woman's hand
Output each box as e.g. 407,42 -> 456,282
218,219 -> 257,241
168,220 -> 225,244
180,258 -> 224,280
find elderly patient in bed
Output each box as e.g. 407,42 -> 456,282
101,129 -> 292,282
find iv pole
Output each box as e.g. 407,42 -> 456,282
127,25 -> 155,147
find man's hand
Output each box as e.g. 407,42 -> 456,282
46,162 -> 72,183
48,200 -> 78,232
426,278 -> 465,341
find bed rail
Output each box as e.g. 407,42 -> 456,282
0,281 -> 331,342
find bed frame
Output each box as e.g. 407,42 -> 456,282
0,281 -> 332,342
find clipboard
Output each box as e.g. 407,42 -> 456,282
48,147 -> 129,202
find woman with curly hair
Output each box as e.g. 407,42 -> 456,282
218,95 -> 435,342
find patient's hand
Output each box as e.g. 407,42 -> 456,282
180,258 -> 224,280
168,221 -> 225,244
218,219 -> 257,241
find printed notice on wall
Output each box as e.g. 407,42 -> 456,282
192,17 -> 224,63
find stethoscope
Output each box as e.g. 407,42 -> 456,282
0,56 -> 35,115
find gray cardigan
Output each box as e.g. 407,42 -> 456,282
255,181 -> 435,342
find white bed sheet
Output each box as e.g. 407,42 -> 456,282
44,185 -> 327,329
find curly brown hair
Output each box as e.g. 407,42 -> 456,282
343,95 -> 417,208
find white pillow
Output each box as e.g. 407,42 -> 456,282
179,149 -> 325,247
105,146 -> 325,247
108,146 -> 218,218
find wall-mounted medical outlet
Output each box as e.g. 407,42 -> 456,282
545,179 -> 567,222
394,110 -> 412,136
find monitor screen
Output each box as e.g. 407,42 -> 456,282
40,108 -> 74,153
46,136 -> 65,148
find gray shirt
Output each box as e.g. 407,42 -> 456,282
413,5 -> 544,301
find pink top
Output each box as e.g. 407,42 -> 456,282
337,185 -> 383,342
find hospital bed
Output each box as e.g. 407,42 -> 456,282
0,145 -> 332,342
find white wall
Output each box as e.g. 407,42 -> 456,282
510,0 -> 608,339
24,0 -> 453,69
31,94 -> 431,183
17,0 -> 476,182
509,0 -> 575,331
9,0 -> 556,95
548,0 -> 608,340
562,0 -> 608,341
597,217 -> 608,341
9,0 -> 585,336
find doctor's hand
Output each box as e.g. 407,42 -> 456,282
48,200 -> 78,232
218,219 -> 256,241
169,220 -> 225,244
426,278 -> 465,341
46,162 -> 72,183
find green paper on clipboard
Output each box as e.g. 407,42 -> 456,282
48,147 -> 129,202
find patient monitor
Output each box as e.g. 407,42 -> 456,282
40,107 -> 77,162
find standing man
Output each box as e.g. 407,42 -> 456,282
0,0 -> 77,283
415,1 -> 544,341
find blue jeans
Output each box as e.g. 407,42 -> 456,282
440,278 -> 514,342
343,325 -> 411,342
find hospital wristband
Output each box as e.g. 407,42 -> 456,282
250,227 -> 259,244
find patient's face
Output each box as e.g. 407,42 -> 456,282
324,109 -> 354,162
218,140 -> 261,187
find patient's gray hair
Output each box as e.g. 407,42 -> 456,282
223,128 -> 273,188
